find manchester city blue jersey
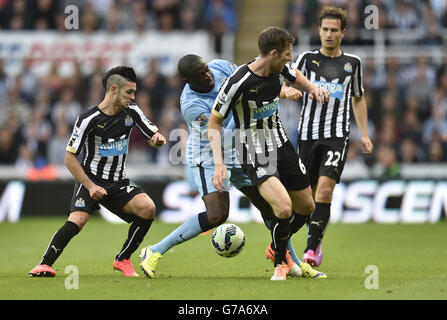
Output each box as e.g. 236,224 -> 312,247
181,59 -> 238,167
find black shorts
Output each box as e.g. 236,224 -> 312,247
298,136 -> 349,187
239,140 -> 310,191
69,174 -> 144,223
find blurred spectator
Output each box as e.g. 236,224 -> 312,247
85,0 -> 114,19
0,59 -> 9,110
27,0 -> 58,30
426,130 -> 447,162
418,4 -> 442,45
387,0 -> 419,30
400,109 -> 422,144
3,86 -> 31,127
51,88 -> 82,127
404,57 -> 436,110
0,0 -> 27,29
427,140 -> 444,162
287,0 -> 310,41
22,106 -> 53,160
376,143 -> 401,181
41,61 -> 65,96
81,2 -> 100,33
159,94 -> 182,139
433,71 -> 447,116
18,59 -> 39,105
441,4 -> 447,27
205,0 -> 237,54
380,91 -> 400,119
179,5 -> 199,31
0,127 -> 18,164
65,61 -> 89,105
132,1 -> 157,33
150,0 -> 180,29
158,12 -> 176,31
422,107 -> 447,145
399,138 -> 422,163
140,58 -> 168,123
48,122 -> 69,165
104,3 -> 125,32
180,0 -> 206,31
377,114 -> 399,146
15,144 -> 34,170
405,95 -> 430,126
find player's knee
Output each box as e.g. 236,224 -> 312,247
316,186 -> 334,203
137,200 -> 156,220
68,211 -> 89,230
301,199 -> 315,215
276,203 -> 292,219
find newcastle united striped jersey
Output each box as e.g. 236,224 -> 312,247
212,62 -> 297,155
293,49 -> 364,141
66,103 -> 158,181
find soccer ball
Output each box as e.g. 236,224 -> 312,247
211,223 -> 246,258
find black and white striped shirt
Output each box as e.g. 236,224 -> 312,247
212,62 -> 297,156
293,49 -> 363,141
66,103 -> 158,182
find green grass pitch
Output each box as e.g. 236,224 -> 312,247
1,217 -> 446,300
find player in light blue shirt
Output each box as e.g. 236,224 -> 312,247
139,55 -> 305,278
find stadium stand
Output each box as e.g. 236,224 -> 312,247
0,0 -> 446,182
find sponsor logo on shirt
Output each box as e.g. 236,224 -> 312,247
253,100 -> 279,120
312,80 -> 345,101
98,138 -> 129,156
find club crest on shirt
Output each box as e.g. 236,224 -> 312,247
124,115 -> 134,126
279,74 -> 285,86
344,62 -> 353,73
194,113 -> 208,127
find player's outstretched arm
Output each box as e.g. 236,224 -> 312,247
208,111 -> 227,192
64,151 -> 107,200
148,132 -> 166,148
280,83 -> 302,101
293,68 -> 330,103
352,96 -> 373,154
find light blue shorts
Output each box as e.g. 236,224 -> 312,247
190,164 -> 252,197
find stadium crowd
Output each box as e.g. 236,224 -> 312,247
1,0 -> 447,181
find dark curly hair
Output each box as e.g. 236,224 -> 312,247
319,6 -> 347,30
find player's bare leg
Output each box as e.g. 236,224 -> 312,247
113,193 -> 155,277
140,191 -> 229,278
257,177 -> 293,280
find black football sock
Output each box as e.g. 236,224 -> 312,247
198,211 -> 212,231
116,217 -> 153,261
40,221 -> 80,266
305,202 -> 331,252
271,216 -> 291,266
290,211 -> 307,235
